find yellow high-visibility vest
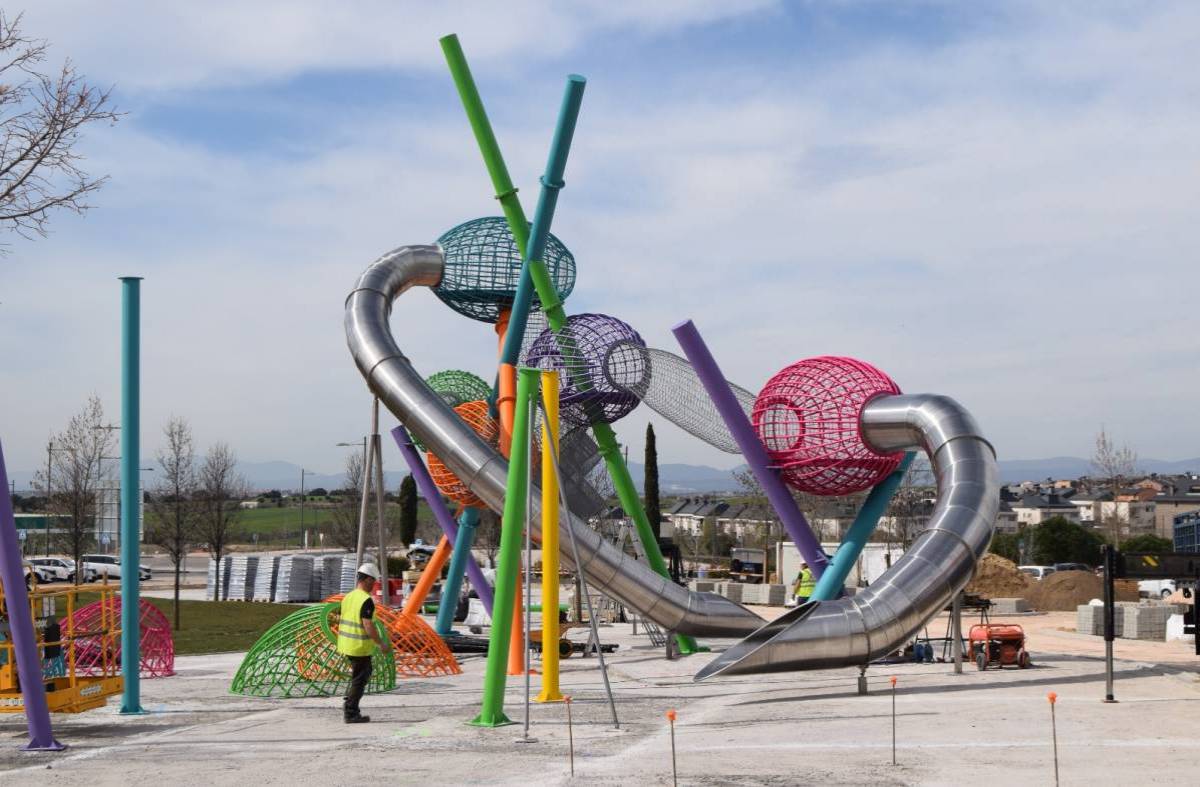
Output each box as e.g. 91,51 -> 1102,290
796,568 -> 816,598
337,589 -> 376,657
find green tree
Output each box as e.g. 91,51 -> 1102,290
989,532 -> 1021,564
1030,516 -> 1105,566
643,422 -> 661,536
1119,533 -> 1173,553
398,474 -> 418,547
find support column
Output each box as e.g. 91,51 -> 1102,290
536,370 -> 564,702
119,276 -> 145,716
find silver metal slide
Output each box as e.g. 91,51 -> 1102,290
345,246 -> 999,670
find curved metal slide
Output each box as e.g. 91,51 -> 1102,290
345,245 -> 999,672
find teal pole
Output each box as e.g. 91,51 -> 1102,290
496,74 -> 586,368
810,453 -> 916,601
119,276 -> 145,715
470,368 -> 537,727
436,507 -> 481,636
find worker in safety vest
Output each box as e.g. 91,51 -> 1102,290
337,562 -> 391,723
793,563 -> 816,604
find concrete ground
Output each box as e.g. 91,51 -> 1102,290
1,607 -> 1197,786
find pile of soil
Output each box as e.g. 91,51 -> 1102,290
1026,570 -> 1139,611
966,554 -> 1031,599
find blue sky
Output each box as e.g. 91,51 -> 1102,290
1,1 -> 1197,482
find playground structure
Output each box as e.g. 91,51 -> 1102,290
65,596 -> 175,679
231,594 -> 460,698
340,32 -> 1000,722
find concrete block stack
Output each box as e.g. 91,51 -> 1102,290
253,556 -> 279,601
206,556 -> 233,600
689,579 -> 717,593
718,582 -> 744,604
990,598 -> 1030,614
1121,604 -> 1174,641
227,555 -> 259,601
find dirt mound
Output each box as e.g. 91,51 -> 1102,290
966,554 -> 1031,599
1026,570 -> 1139,611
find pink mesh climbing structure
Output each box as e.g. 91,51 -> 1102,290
752,356 -> 904,496
64,596 -> 175,679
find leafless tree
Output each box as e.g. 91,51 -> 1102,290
146,416 -> 199,629
34,395 -> 114,582
328,450 -> 364,552
1092,427 -> 1139,546
196,443 -> 248,600
0,13 -> 120,244
884,457 -> 935,550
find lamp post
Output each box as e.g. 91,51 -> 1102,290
337,438 -> 368,551
299,468 -> 310,550
98,456 -> 153,554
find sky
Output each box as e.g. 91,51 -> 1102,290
1,0 -> 1197,485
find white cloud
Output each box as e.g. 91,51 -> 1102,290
2,2 -> 1198,482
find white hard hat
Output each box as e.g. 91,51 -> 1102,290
357,563 -> 381,580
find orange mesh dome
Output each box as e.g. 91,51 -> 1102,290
427,400 -> 497,507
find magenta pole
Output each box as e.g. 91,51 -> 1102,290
0,441 -> 66,751
672,319 -> 829,578
390,425 -> 494,612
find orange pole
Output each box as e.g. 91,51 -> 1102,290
402,536 -> 452,617
495,310 -> 527,676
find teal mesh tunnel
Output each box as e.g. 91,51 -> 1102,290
230,603 -> 396,699
435,216 -> 576,323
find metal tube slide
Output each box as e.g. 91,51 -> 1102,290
346,246 -> 762,638
694,394 -> 998,678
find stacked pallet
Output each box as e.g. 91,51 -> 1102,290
253,556 -> 280,601
309,561 -> 324,601
321,555 -> 345,598
273,556 -> 315,602
227,556 -> 259,601
1121,604 -> 1174,640
206,556 -> 233,600
339,560 -> 358,593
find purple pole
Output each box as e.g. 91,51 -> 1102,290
672,320 -> 829,578
0,441 -> 66,751
390,426 -> 494,612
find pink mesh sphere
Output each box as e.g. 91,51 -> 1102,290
752,356 -> 903,496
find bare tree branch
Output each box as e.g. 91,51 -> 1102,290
0,12 -> 119,247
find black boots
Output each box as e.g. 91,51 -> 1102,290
344,714 -> 371,724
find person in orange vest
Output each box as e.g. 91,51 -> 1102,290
337,563 -> 391,723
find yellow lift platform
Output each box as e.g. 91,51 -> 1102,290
0,579 -> 123,714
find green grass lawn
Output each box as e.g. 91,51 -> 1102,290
76,593 -> 299,655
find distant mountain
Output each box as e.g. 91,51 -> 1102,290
625,462 -> 743,494
995,457 -> 1200,484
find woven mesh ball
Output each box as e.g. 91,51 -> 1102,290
412,370 -> 491,453
427,400 -> 498,506
752,356 -> 903,496
523,313 -> 647,428
434,217 -> 576,324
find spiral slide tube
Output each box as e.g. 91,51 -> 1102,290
346,246 -> 763,638
695,394 -> 998,678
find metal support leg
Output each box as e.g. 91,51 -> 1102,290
952,591 -> 963,675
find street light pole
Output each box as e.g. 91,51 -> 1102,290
299,468 -> 309,550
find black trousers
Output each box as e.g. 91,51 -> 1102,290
344,655 -> 373,716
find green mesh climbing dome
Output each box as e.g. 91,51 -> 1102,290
409,369 -> 493,452
230,603 -> 396,698
435,216 -> 576,323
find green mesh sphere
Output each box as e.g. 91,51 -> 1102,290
411,369 -> 493,452
230,603 -> 396,699
435,217 -> 576,323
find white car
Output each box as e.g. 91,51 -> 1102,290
1019,565 -> 1056,580
29,557 -> 96,583
81,554 -> 152,581
1139,579 -> 1181,599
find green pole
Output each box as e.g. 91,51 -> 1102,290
440,34 -> 529,260
469,368 -> 537,727
119,276 -> 146,714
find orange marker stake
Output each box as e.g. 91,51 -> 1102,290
890,676 -> 898,766
1048,692 -> 1059,787
667,709 -> 678,787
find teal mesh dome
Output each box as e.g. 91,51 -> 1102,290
435,217 -> 576,323
230,603 -> 396,698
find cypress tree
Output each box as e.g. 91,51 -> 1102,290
644,422 -> 662,535
398,474 -> 419,546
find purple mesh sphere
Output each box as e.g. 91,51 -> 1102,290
524,313 -> 647,427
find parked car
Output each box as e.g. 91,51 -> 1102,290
1138,579 -> 1184,599
29,557 -> 96,583
1019,565 -> 1056,580
81,554 -> 152,581
1052,562 -> 1091,573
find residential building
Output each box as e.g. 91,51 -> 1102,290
1010,492 -> 1081,526
1174,510 -> 1200,552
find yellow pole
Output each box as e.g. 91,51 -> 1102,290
535,370 -> 564,702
